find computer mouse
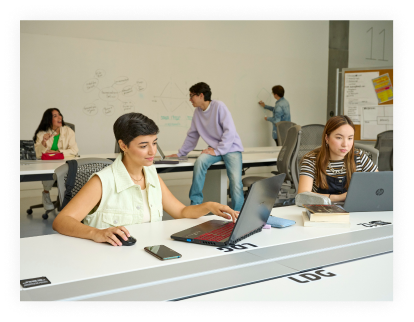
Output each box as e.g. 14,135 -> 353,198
114,233 -> 137,246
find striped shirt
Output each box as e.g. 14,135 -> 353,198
300,149 -> 378,192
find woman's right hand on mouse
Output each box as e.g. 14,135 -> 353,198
92,226 -> 131,246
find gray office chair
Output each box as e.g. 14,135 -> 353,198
291,124 -> 325,189
354,143 -> 379,168
66,122 -> 75,132
276,121 -> 297,146
54,158 -> 113,214
26,122 -> 76,219
374,130 -> 393,171
114,140 -> 121,153
242,125 -> 301,202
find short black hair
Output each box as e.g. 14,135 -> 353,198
189,82 -> 212,101
113,113 -> 159,151
272,85 -> 285,97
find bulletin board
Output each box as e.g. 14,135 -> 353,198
341,67 -> 393,140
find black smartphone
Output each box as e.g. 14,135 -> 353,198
144,245 -> 182,261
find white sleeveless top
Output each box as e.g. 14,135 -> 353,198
83,153 -> 163,229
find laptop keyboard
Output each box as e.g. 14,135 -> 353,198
196,222 -> 235,241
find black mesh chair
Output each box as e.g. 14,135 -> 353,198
276,121 -> 297,146
375,130 -> 393,171
291,124 -> 325,189
242,125 -> 301,202
55,158 -> 113,212
26,122 -> 76,219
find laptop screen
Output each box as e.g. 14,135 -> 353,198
229,174 -> 285,243
157,144 -> 165,159
343,171 -> 393,212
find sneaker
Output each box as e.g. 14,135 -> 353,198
42,192 -> 55,211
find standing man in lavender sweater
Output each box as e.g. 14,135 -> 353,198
167,82 -> 244,211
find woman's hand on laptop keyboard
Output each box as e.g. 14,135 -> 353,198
205,202 -> 239,223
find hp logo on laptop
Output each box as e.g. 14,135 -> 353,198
376,189 -> 384,196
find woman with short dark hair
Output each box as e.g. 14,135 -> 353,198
53,113 -> 238,246
33,108 -> 78,210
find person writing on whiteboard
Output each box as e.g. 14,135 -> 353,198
258,85 -> 291,146
52,113 -> 238,246
33,108 -> 79,211
166,82 -> 245,211
297,115 -> 378,202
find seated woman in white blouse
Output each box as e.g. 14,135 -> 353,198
298,115 -> 378,203
53,113 -> 238,246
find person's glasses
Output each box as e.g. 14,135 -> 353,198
189,93 -> 198,99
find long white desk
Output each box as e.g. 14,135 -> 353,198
20,205 -> 393,301
20,146 -> 281,205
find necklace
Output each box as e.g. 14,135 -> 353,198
128,172 -> 144,183
328,162 -> 346,174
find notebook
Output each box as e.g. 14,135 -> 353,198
154,144 -> 188,164
171,174 -> 286,246
343,171 -> 393,212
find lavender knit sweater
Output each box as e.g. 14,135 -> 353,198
177,100 -> 244,156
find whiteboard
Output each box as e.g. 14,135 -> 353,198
20,27 -> 329,155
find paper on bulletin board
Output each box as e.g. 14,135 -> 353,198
372,73 -> 393,104
344,72 -> 379,124
361,105 -> 393,139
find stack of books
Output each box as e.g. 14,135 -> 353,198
302,204 -> 350,228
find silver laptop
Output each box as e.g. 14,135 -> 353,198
343,171 -> 393,212
155,145 -> 188,162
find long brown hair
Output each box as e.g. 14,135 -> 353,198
312,115 -> 356,190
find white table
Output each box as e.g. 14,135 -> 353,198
20,205 -> 393,301
20,146 -> 281,205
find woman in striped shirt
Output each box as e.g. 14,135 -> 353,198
298,115 -> 378,202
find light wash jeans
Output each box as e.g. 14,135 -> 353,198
189,152 -> 244,211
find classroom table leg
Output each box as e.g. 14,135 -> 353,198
202,169 -> 228,206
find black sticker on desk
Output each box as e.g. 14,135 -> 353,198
20,276 -> 51,288
357,220 -> 391,228
216,243 -> 258,252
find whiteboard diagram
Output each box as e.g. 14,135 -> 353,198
82,69 -> 147,116
153,82 -> 194,128
361,105 -> 393,140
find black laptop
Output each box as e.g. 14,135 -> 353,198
154,144 -> 188,164
343,171 -> 393,212
171,174 -> 286,246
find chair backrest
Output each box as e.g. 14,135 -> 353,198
114,140 -> 121,153
65,122 -> 75,132
293,124 -> 325,179
354,143 -> 379,169
20,140 -> 37,160
276,125 -> 301,183
276,121 -> 297,146
54,158 -> 113,207
374,130 -> 393,171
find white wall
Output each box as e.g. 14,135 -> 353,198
349,21 -> 393,68
20,21 -> 329,155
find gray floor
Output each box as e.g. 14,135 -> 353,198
20,184 -> 194,239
